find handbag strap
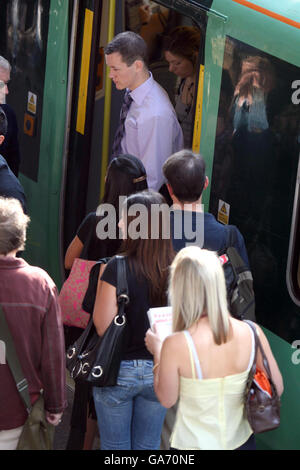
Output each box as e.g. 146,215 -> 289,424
0,304 -> 31,412
80,214 -> 97,260
115,256 -> 129,310
244,320 -> 274,381
226,224 -> 238,250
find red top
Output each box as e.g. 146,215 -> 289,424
0,256 -> 67,430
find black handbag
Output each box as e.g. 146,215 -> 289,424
0,305 -> 54,450
244,320 -> 281,434
66,255 -> 129,387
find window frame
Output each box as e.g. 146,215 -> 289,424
287,152 -> 300,307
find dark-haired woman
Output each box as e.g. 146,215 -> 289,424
65,154 -> 148,269
163,26 -> 201,148
65,154 -> 148,450
92,191 -> 174,450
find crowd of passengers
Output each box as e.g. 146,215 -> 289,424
0,149 -> 283,450
0,29 -> 283,451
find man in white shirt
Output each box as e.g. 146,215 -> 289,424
105,31 -> 183,191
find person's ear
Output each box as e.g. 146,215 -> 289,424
204,176 -> 209,190
0,135 -> 4,146
134,59 -> 144,73
166,183 -> 174,197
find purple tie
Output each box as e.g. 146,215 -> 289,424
112,91 -> 133,157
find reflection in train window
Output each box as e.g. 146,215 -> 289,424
125,0 -> 205,149
287,157 -> 300,306
4,0 -> 50,182
210,36 -> 300,324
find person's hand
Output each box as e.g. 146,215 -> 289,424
139,5 -> 151,24
145,325 -> 162,357
45,411 -> 63,426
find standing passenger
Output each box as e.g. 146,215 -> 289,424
163,26 -> 201,148
159,150 -> 250,446
0,198 -> 67,450
64,154 -> 148,450
0,108 -> 26,213
93,191 -> 174,450
145,247 -> 283,450
0,56 -> 21,177
163,150 -> 249,264
105,31 -> 183,191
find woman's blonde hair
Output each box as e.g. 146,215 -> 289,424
169,247 -> 230,345
0,197 -> 30,255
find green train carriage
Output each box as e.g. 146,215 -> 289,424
1,0 -> 299,449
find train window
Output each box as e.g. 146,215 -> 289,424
209,36 -> 300,321
2,0 -> 51,181
287,156 -> 300,306
22,0 -> 37,32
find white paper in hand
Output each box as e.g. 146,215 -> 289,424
147,306 -> 172,341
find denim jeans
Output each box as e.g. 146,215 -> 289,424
93,360 -> 166,450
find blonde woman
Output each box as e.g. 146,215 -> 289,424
145,247 -> 283,450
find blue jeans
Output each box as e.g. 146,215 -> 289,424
93,360 -> 166,450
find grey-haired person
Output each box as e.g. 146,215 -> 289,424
0,197 -> 67,450
0,56 -> 21,177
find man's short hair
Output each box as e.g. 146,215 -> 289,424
163,150 -> 206,203
0,107 -> 7,137
104,31 -> 148,67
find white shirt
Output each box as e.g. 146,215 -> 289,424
121,73 -> 184,190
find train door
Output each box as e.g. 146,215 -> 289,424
63,0 -> 210,259
62,0 -> 102,256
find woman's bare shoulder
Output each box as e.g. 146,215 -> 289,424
163,331 -> 186,349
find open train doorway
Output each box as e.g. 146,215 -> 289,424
63,0 -> 207,276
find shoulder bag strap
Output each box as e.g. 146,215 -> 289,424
255,332 -> 274,381
116,256 -> 129,298
244,320 -> 273,375
0,304 -> 31,412
226,224 -> 238,249
80,215 -> 97,260
115,256 -> 129,317
243,320 -> 258,382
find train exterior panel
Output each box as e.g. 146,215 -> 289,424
202,0 -> 300,450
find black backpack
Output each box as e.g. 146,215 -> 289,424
219,226 -> 256,321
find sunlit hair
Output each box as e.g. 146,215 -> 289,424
234,56 -> 275,106
104,31 -> 149,67
121,190 -> 175,306
103,153 -> 148,221
169,247 -> 230,345
0,197 -> 30,255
